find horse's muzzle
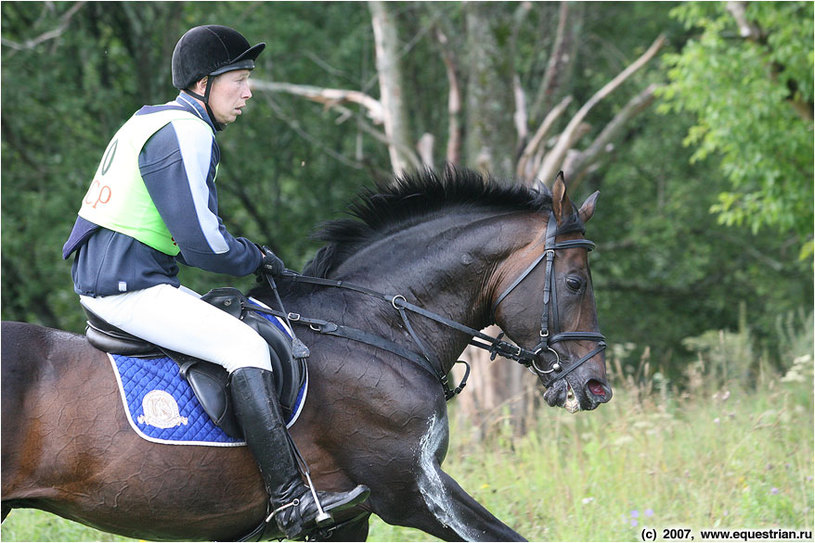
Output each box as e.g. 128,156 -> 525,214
543,377 -> 612,412
584,378 -> 613,409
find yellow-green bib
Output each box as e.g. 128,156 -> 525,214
78,109 -> 212,255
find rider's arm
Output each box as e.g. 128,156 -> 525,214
138,120 -> 262,275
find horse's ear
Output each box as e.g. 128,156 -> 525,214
552,171 -> 572,225
578,191 -> 600,224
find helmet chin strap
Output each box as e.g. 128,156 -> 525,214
185,76 -> 225,131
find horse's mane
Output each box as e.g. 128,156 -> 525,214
303,167 -> 580,278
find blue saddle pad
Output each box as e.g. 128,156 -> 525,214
108,311 -> 307,447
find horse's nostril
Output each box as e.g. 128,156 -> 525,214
588,380 -> 607,398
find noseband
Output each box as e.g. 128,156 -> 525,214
491,212 -> 607,388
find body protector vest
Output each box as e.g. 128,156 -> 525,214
78,108 -> 214,256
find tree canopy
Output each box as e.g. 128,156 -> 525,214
659,1 -> 814,258
2,1 -> 811,388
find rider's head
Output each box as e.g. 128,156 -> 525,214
172,25 -> 265,130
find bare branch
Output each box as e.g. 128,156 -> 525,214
726,1 -> 762,40
1,1 -> 86,51
564,83 -> 660,187
536,34 -> 666,184
370,0 -> 416,174
251,80 -> 384,124
259,94 -> 365,170
436,26 -> 462,165
510,2 -> 532,148
255,81 -> 424,172
530,2 -> 578,123
516,95 -> 572,180
352,110 -> 424,171
417,133 -> 435,169
513,74 -> 528,145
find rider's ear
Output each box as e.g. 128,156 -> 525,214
551,171 -> 572,225
578,191 -> 600,224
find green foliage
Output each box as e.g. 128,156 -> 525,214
1,1 -> 810,384
658,2 -> 814,258
586,108 -> 811,378
1,2 -> 188,330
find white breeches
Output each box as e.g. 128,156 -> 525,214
80,283 -> 272,374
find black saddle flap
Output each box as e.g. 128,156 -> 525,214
197,288 -> 307,429
201,288 -> 305,411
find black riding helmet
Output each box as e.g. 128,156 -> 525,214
172,25 -> 265,129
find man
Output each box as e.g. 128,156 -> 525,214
62,25 -> 368,539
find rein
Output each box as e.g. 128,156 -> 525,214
256,212 -> 605,399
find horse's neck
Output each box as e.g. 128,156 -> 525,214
338,210 -> 543,369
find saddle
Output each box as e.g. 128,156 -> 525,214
82,287 -> 307,439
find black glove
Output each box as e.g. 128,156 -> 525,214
258,245 -> 285,276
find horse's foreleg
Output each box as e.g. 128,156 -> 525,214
414,463 -> 525,542
370,412 -> 525,542
372,461 -> 524,542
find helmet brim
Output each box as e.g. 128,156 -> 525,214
209,42 -> 265,77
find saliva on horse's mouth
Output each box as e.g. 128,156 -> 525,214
563,383 -> 580,413
542,379 -> 581,413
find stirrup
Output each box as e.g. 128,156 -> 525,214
302,472 -> 333,525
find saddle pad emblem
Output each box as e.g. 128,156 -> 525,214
137,390 -> 189,429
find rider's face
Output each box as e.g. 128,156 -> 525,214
201,69 -> 253,126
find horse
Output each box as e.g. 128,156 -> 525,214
1,167 -> 611,541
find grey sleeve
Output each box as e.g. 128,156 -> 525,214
138,121 -> 262,276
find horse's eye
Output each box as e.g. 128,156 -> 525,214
565,276 -> 583,292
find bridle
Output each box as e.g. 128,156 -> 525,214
490,212 -> 607,388
257,211 -> 606,398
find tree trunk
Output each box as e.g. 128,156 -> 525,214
369,0 -> 415,175
463,2 -> 517,180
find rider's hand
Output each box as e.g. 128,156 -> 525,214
258,246 -> 285,276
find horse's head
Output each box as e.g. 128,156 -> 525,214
492,173 -> 611,412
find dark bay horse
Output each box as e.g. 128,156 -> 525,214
2,168 -> 611,541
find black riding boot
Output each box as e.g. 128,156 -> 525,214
229,367 -> 370,540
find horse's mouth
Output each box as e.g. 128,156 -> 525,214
563,384 -> 580,413
543,378 -> 611,413
543,379 -> 579,412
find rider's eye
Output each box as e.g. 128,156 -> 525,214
565,276 -> 583,292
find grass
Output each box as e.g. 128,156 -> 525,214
3,347 -> 812,541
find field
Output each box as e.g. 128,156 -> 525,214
2,346 -> 812,542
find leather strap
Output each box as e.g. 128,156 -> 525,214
258,211 -> 605,395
